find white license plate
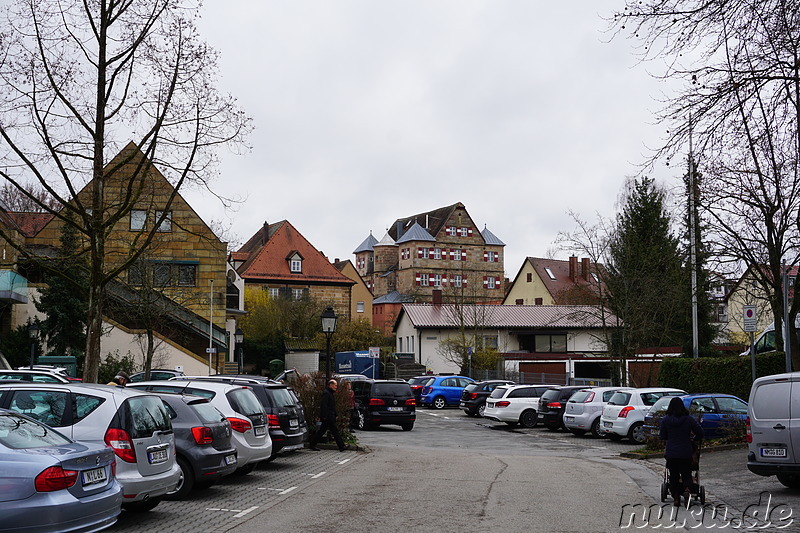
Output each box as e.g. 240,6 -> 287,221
761,447 -> 788,457
82,466 -> 107,485
224,454 -> 237,465
254,425 -> 266,436
289,419 -> 299,429
387,406 -> 403,412
148,449 -> 168,464
565,416 -> 575,422
603,421 -> 613,428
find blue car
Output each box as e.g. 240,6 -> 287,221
420,375 -> 474,409
643,393 -> 748,440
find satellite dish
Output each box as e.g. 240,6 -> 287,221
226,269 -> 236,284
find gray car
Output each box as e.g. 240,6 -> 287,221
0,383 -> 181,513
0,408 -> 122,532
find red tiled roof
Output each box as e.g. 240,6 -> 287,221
237,220 -> 354,286
7,212 -> 55,237
527,257 -> 606,305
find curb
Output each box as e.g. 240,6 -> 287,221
620,442 -> 746,460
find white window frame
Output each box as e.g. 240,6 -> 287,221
269,288 -> 280,299
290,259 -> 302,273
487,276 -> 497,289
420,273 -> 429,287
453,275 -> 463,288
357,301 -> 365,313
433,248 -> 442,260
292,288 -> 304,300
130,209 -> 146,231
433,274 -> 442,287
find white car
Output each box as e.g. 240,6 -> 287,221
483,384 -> 556,428
600,387 -> 686,444
563,386 -> 634,438
129,380 -> 272,474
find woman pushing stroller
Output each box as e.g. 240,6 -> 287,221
660,396 -> 704,507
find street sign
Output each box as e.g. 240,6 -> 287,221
743,305 -> 757,333
368,347 -> 380,359
206,347 -> 217,354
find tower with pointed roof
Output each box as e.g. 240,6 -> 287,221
354,202 -> 505,304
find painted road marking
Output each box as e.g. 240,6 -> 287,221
336,458 -> 350,465
206,506 -> 259,518
311,471 -> 326,479
278,486 -> 297,495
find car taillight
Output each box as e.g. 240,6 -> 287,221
469,392 -> 478,400
35,466 -> 79,492
191,426 -> 214,445
746,416 -> 752,443
104,428 -> 136,463
583,392 -> 595,403
411,385 -> 421,391
228,417 -> 253,433
268,414 -> 281,429
547,402 -> 562,409
405,398 -> 416,406
619,406 -> 635,418
369,398 -> 385,406
496,401 -> 511,408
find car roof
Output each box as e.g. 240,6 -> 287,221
130,379 -> 247,392
173,375 -> 288,388
0,382 -> 159,398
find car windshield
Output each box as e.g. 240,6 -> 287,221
539,389 -> 560,402
408,377 -> 431,386
569,390 -> 594,403
126,396 -> 171,438
641,391 -> 682,406
0,413 -> 71,448
489,387 -> 509,399
607,391 -> 632,406
373,383 -> 412,398
227,388 -> 264,417
649,396 -> 673,414
463,383 -> 480,393
191,401 -> 226,424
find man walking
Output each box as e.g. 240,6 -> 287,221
309,379 -> 349,452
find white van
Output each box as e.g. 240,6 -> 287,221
747,372 -> 800,488
740,316 -> 800,356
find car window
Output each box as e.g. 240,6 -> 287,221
539,389 -> 560,403
126,396 -> 171,438
608,391 -> 631,406
184,387 -> 215,399
569,391 -> 593,403
162,401 -> 178,420
8,390 -> 67,427
457,378 -> 471,387
142,384 -> 187,395
752,382 -> 790,419
192,401 -> 226,424
269,387 -> 297,407
464,384 -> 480,393
640,392 -> 677,406
441,378 -> 455,387
72,393 -> 104,423
508,387 -> 534,398
716,397 -> 748,415
690,397 -> 717,413
227,388 -> 264,417
351,381 -> 368,397
649,396 -> 672,414
602,390 -> 619,402
31,374 -> 63,383
373,383 -> 412,397
0,412 -> 71,449
489,387 -> 508,399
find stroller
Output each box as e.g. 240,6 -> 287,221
660,441 -> 706,506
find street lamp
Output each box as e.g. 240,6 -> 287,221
321,307 -> 337,382
28,321 -> 39,369
234,327 -> 244,374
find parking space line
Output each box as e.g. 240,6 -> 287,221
311,471 -> 326,478
336,458 -> 350,465
233,506 -> 259,518
278,486 -> 297,495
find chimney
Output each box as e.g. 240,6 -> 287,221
334,258 -> 340,263
569,256 -> 577,281
581,258 -> 590,280
425,214 -> 429,229
261,221 -> 269,246
432,289 -> 442,306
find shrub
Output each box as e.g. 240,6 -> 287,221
291,372 -> 355,445
99,350 -> 136,385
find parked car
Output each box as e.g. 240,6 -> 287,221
538,386 -> 589,430
350,379 -> 416,431
643,393 -> 748,441
747,372 -> 800,488
128,379 -> 272,475
0,408 -> 122,532
563,386 -> 634,438
334,373 -> 370,382
129,369 -> 185,382
459,380 -> 515,417
0,383 -> 180,512
483,384 -> 556,427
420,375 -> 474,409
14,365 -> 81,382
600,387 -> 686,444
179,375 -> 308,458
407,376 -> 433,405
0,369 -> 72,383
153,393 -> 238,499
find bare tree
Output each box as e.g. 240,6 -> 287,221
610,1 -> 800,366
0,1 -> 250,382
0,182 -> 60,212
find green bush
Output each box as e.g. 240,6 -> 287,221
291,372 -> 356,446
98,351 -> 136,385
658,352 -> 787,399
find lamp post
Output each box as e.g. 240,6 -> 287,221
321,307 -> 337,383
235,327 -> 244,374
28,321 -> 39,369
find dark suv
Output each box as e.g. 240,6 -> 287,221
181,375 -> 308,458
351,379 -> 416,431
459,380 -> 515,417
537,386 -> 588,430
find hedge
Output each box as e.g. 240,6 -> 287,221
657,352 -> 788,401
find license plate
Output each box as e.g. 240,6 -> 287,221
387,406 -> 403,412
254,425 -> 266,436
148,449 -> 168,464
82,466 -> 107,486
224,454 -> 237,465
761,447 -> 788,457
289,419 -> 299,429
603,421 -> 613,428
565,416 -> 574,422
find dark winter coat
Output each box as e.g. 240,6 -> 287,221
319,386 -> 337,422
659,414 -> 704,459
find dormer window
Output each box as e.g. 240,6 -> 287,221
291,259 -> 302,272
287,251 -> 303,273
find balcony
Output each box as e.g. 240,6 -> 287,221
0,270 -> 27,304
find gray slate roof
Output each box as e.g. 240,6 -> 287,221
400,304 -> 613,329
481,226 -> 505,246
395,221 -> 436,244
374,290 -> 415,304
353,233 -> 379,254
374,232 -> 397,247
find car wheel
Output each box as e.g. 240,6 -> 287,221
607,433 -> 623,441
464,409 -> 476,417
401,422 -> 414,431
699,485 -> 706,505
568,428 -> 586,436
590,418 -> 604,439
477,403 -> 486,417
778,473 -> 800,489
432,396 -> 446,409
234,463 -> 256,476
123,496 -> 163,513
628,422 -> 646,444
660,482 -> 668,502
520,410 -> 537,428
165,457 -> 194,501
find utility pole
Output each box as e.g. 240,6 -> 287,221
688,119 -> 699,359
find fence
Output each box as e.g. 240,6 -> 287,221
469,369 -> 612,387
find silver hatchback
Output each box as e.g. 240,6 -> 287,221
0,383 -> 180,512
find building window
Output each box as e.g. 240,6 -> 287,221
515,299 -> 523,305
421,248 -> 430,259
485,276 -> 497,289
482,336 -> 498,349
292,288 -> 304,300
269,288 -> 280,299
409,336 -> 414,352
155,210 -> 172,232
420,273 -> 429,287
459,227 -> 469,237
130,209 -> 146,231
452,274 -> 462,288
433,274 -> 442,287
452,249 -> 465,261
526,273 -> 533,282
401,248 -> 410,260
177,264 -> 196,286
128,263 -> 144,286
485,251 -> 498,262
357,301 -> 365,313
290,259 -> 302,273
545,267 -> 556,280
153,263 -> 172,286
433,248 -> 442,260
535,297 -> 543,305
447,226 -> 457,237
535,334 -> 567,353
399,338 -> 403,351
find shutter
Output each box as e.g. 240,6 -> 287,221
418,248 -> 423,258
483,251 -> 488,262
495,278 -> 501,288
442,277 -> 448,285
461,250 -> 467,260
468,228 -> 473,236
416,274 -> 421,286
449,249 -> 454,260
463,277 -> 468,286
483,276 -> 488,287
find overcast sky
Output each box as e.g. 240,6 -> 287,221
188,1 -> 678,278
